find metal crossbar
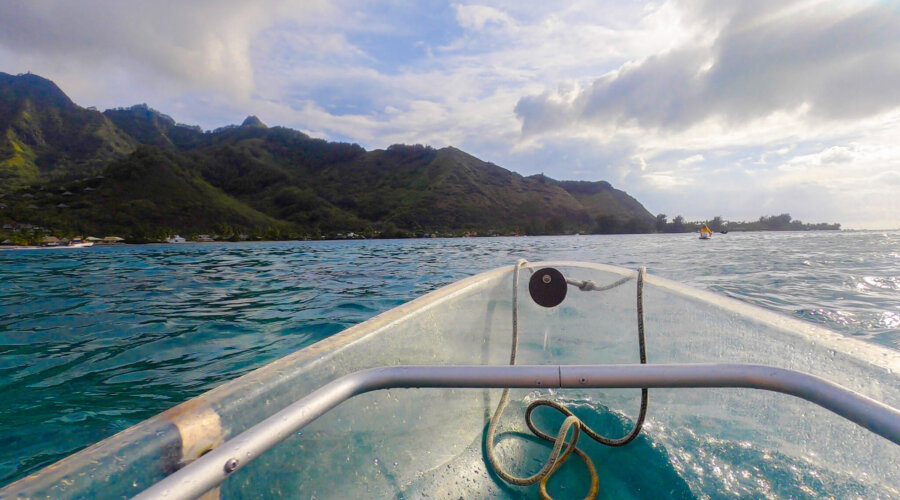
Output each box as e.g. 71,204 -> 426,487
133,363 -> 900,500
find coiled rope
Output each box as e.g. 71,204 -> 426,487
484,260 -> 648,499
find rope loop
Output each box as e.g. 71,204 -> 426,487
484,262 -> 649,499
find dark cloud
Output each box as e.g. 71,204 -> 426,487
516,0 -> 900,134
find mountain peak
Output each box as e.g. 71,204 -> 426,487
0,71 -> 75,109
241,115 -> 266,128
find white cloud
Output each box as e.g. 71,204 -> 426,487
677,154 -> 705,167
516,1 -> 900,134
643,171 -> 694,189
454,5 -> 516,31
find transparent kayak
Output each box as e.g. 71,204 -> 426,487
4,262 -> 899,499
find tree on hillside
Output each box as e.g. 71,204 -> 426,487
655,213 -> 667,233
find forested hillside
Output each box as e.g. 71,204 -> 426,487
0,71 -> 661,243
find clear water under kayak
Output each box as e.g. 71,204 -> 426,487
4,262 -> 898,498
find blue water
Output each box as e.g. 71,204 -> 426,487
1,231 -> 898,489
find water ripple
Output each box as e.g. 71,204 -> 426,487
0,232 -> 898,485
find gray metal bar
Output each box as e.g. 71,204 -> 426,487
560,365 -> 900,448
132,364 -> 900,500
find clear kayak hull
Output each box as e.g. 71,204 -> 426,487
4,262 -> 899,498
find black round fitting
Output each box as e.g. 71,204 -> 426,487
528,267 -> 567,308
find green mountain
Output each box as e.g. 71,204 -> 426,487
0,72 -> 656,241
0,73 -> 135,189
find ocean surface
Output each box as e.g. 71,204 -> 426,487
0,230 -> 898,492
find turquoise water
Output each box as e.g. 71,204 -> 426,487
1,231 -> 898,490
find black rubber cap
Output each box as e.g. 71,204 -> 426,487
529,268 -> 567,308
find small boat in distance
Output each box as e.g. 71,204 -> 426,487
699,225 -> 712,239
166,235 -> 187,243
66,238 -> 94,248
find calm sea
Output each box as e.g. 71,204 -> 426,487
1,231 -> 898,487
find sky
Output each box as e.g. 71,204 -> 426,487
1,0 -> 898,229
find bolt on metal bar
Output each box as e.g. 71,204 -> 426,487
132,363 -> 900,500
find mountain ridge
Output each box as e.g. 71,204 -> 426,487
0,71 -> 655,241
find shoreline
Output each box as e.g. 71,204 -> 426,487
0,228 -> 878,250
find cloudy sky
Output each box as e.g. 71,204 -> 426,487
2,0 -> 898,228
